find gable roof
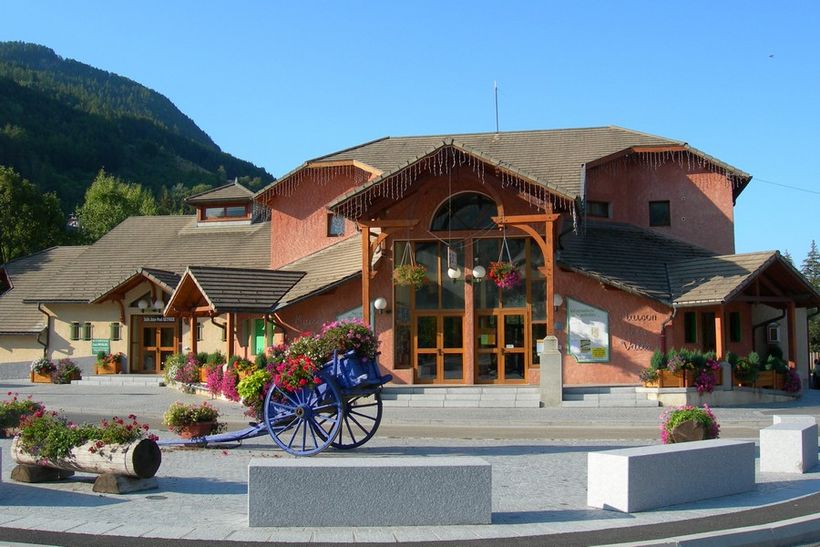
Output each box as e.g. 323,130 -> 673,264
29,216 -> 270,304
0,246 -> 88,334
90,267 -> 182,304
258,127 -> 751,209
559,222 -> 820,308
185,181 -> 254,205
167,266 -> 305,314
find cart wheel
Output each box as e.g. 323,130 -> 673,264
263,380 -> 343,456
330,391 -> 383,450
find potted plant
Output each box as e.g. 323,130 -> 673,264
199,352 -> 225,384
660,404 -> 720,444
0,392 -> 44,437
51,358 -> 82,384
488,261 -> 521,289
732,351 -> 760,387
96,352 -> 123,375
30,357 -> 55,383
638,367 -> 659,387
163,401 -> 223,439
232,357 -> 258,382
393,264 -> 427,289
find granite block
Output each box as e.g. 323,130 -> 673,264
760,422 -> 818,473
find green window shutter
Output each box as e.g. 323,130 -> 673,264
729,312 -> 742,343
70,322 -> 80,341
110,322 -> 121,341
82,322 -> 92,341
684,312 -> 697,344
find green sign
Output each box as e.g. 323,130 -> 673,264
91,338 -> 110,355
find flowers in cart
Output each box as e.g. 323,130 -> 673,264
272,354 -> 322,393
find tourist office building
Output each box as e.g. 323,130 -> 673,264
1,127 -> 817,393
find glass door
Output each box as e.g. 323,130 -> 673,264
414,313 -> 464,383
476,311 -> 528,383
138,317 -> 178,374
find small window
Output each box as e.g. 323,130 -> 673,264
225,206 -> 247,217
70,322 -> 80,341
202,205 -> 248,220
221,325 -> 227,342
729,312 -> 741,343
82,322 -> 93,341
649,201 -> 671,227
684,312 -> 697,344
327,214 -> 345,237
204,206 -> 225,219
586,201 -> 610,218
110,322 -> 121,341
196,321 -> 203,341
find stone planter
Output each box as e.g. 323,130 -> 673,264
30,371 -> 53,383
176,421 -> 217,439
11,437 -> 161,479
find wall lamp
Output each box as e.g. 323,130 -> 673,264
553,293 -> 564,308
373,297 -> 390,314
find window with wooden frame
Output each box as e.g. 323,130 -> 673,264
70,321 -> 80,341
201,204 -> 250,221
110,322 -> 121,341
82,322 -> 93,341
684,312 -> 697,344
196,321 -> 203,341
327,213 -> 345,237
649,200 -> 671,227
729,311 -> 742,343
586,201 -> 610,219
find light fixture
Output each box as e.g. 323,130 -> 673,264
447,266 -> 462,280
373,297 -> 389,314
472,265 -> 486,280
137,299 -> 148,310
153,298 -> 165,310
553,293 -> 564,308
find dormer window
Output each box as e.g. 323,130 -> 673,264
184,180 -> 256,226
203,204 -> 250,220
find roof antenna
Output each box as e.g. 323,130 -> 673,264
494,81 -> 500,133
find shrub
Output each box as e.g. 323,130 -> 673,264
206,351 -> 226,366
660,404 -> 720,444
205,365 -> 223,396
783,368 -> 802,393
172,353 -> 200,390
0,392 -> 44,429
162,353 -> 187,385
51,358 -> 81,384
221,368 -> 240,401
237,369 -> 272,419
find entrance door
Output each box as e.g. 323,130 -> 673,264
476,311 -> 528,383
138,318 -> 178,374
414,313 -> 464,383
253,319 -> 266,355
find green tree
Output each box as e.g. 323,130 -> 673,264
0,166 -> 66,264
801,241 -> 820,352
77,170 -> 158,242
782,250 -> 793,264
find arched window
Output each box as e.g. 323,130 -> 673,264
430,193 -> 498,232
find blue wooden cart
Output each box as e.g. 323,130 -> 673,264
160,351 -> 392,456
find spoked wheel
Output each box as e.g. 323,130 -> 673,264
263,380 -> 343,456
330,390 -> 383,450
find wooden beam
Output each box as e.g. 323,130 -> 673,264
714,306 -> 724,360
492,214 -> 560,225
189,316 -> 197,356
758,274 -> 784,296
735,296 -> 792,303
787,301 -> 797,367
361,225 -> 371,325
226,312 -> 235,358
116,299 -> 125,324
357,219 -> 419,229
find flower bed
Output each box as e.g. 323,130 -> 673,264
0,392 -> 44,437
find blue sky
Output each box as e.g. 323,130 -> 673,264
2,1 -> 818,264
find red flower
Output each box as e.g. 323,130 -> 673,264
128,414 -> 137,420
298,378 -> 307,386
95,440 -> 104,448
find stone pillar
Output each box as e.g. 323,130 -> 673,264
539,336 -> 562,407
721,360 -> 733,389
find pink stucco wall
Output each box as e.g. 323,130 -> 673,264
586,161 -> 736,255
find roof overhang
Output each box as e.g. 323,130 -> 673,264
90,268 -> 180,304
254,160 -> 382,207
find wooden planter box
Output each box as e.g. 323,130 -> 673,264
198,367 -> 209,384
96,362 -> 121,375
755,370 -> 785,390
658,369 -> 695,388
11,437 -> 161,479
30,371 -> 53,383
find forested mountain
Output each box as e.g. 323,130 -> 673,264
0,42 -> 273,208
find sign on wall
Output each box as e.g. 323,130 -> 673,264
567,298 -> 610,363
91,338 -> 110,355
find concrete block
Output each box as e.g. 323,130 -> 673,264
587,439 -> 755,512
773,414 -> 816,426
760,422 -> 818,473
248,456 -> 491,527
539,335 -> 562,406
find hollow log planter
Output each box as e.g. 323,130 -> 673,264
10,437 -> 161,494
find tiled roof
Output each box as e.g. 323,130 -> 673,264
277,236 -> 362,309
183,266 -> 305,313
669,252 -> 820,307
558,221 -> 715,302
185,181 -> 254,205
90,267 -> 182,304
30,216 -> 271,303
261,126 -> 751,204
0,246 -> 88,333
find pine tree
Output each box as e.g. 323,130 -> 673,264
801,240 -> 820,289
783,250 -> 793,264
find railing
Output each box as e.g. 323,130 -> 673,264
810,351 -> 820,368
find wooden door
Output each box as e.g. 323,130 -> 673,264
476,311 -> 528,383
413,313 -> 464,383
137,317 -> 178,374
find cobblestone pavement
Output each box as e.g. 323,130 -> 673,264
1,381 -> 819,543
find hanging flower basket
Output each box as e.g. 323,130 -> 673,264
488,261 -> 521,289
393,264 -> 427,289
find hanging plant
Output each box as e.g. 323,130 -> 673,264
393,264 -> 427,289
488,261 -> 521,289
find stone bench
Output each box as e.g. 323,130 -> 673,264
587,439 -> 755,512
248,456 -> 492,527
760,415 -> 818,473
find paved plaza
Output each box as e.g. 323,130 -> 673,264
1,380 -> 820,544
